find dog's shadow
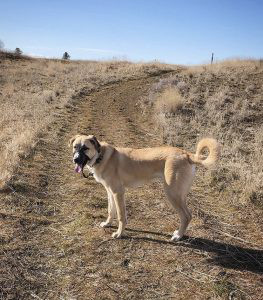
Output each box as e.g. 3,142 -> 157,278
113,227 -> 263,274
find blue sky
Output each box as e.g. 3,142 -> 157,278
0,0 -> 262,64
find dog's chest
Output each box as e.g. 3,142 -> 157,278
92,170 -> 105,184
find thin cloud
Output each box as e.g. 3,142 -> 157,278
25,46 -> 55,51
25,46 -> 124,55
75,47 -> 124,55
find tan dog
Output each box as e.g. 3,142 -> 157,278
69,135 -> 220,240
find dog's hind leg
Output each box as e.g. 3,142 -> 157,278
164,159 -> 195,241
100,188 -> 116,228
164,186 -> 192,241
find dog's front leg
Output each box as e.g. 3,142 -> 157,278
112,190 -> 126,238
100,188 -> 116,228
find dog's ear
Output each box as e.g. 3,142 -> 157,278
68,135 -> 78,147
90,136 -> 101,152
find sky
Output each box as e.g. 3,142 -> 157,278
0,0 -> 262,64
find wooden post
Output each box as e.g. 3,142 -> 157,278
211,53 -> 214,65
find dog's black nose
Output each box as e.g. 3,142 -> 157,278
74,157 -> 80,164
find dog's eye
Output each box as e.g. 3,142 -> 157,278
82,145 -> 89,151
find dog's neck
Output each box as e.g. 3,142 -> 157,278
95,151 -> 103,165
88,150 -> 104,168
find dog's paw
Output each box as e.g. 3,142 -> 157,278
100,221 -> 111,228
112,231 -> 122,239
171,230 -> 183,242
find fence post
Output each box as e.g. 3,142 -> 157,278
211,53 -> 214,65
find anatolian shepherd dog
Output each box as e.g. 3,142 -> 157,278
69,135 -> 220,241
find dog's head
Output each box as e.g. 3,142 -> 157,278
69,134 -> 101,173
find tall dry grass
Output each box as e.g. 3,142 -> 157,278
155,88 -> 184,114
0,53 -> 175,187
144,59 -> 263,208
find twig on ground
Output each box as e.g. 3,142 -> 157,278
214,229 -> 262,248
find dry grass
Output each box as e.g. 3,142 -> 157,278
0,51 -> 175,188
186,58 -> 262,74
139,59 -> 263,298
145,59 -> 263,208
1,54 -> 262,299
155,87 -> 184,114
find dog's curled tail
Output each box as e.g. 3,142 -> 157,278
189,138 -> 220,168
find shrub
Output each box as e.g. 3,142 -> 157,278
15,47 -> 22,55
62,52 -> 70,60
155,88 -> 184,114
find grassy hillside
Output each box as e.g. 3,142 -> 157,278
0,51 -> 175,188
142,58 -> 263,242
0,54 -> 262,299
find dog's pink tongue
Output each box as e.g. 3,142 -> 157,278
74,165 -> 82,173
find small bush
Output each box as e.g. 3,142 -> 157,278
155,88 -> 184,114
15,47 -> 22,56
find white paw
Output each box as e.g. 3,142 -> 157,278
171,230 -> 183,242
100,221 -> 111,228
112,231 -> 122,239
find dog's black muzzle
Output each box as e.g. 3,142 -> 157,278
73,143 -> 91,170
73,150 -> 89,166
73,149 -> 91,178
73,151 -> 87,165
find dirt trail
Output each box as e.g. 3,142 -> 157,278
1,76 -> 263,299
